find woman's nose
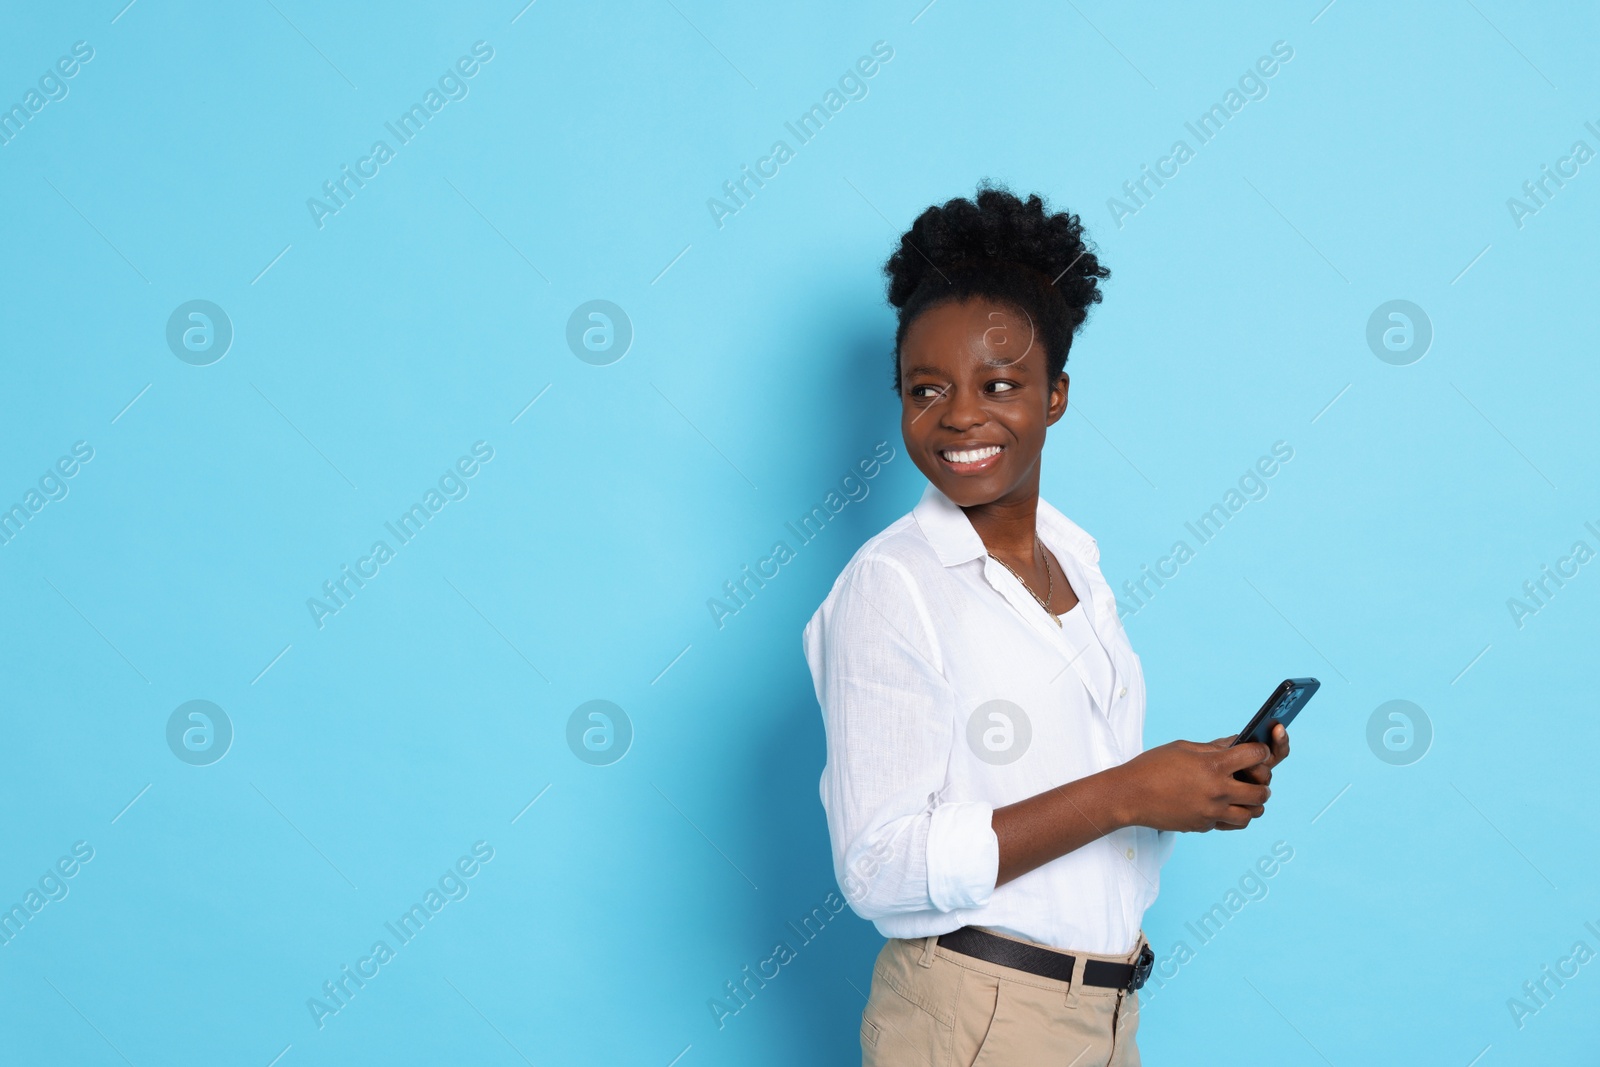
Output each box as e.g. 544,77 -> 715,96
941,388 -> 985,430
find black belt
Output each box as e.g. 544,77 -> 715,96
936,926 -> 1154,991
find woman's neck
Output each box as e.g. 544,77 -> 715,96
963,491 -> 1042,563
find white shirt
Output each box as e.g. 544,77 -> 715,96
1057,602 -> 1114,714
803,483 -> 1175,955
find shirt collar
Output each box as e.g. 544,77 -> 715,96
911,482 -> 1101,568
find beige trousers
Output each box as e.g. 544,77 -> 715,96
860,928 -> 1146,1067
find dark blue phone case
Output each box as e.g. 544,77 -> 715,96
1233,677 -> 1321,747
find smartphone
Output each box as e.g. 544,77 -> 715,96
1231,677 -> 1320,749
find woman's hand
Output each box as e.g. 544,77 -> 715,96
1229,722 -> 1290,786
1213,722 -> 1290,829
992,725 -> 1290,886
1114,735 -> 1276,833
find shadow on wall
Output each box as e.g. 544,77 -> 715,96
717,281 -> 914,1058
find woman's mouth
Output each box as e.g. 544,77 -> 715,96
938,444 -> 1004,474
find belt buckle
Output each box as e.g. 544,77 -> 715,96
1129,942 -> 1154,991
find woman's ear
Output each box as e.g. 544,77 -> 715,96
1045,373 -> 1070,426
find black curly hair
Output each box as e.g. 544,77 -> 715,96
884,182 -> 1110,391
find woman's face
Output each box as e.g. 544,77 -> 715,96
898,297 -> 1068,509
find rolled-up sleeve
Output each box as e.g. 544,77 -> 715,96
927,801 -> 1000,910
803,554 -> 1000,921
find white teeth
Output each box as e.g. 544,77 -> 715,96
943,446 -> 1002,463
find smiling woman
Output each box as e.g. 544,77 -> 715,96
802,184 -> 1289,1066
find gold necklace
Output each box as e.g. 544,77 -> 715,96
987,536 -> 1060,627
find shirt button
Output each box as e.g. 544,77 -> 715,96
1118,686 -> 1128,699
1125,847 -> 1135,860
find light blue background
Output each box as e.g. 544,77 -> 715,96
3,1 -> 1597,1064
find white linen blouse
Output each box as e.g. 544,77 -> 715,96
803,482 -> 1175,955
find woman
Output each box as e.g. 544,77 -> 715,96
802,186 -> 1290,1065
